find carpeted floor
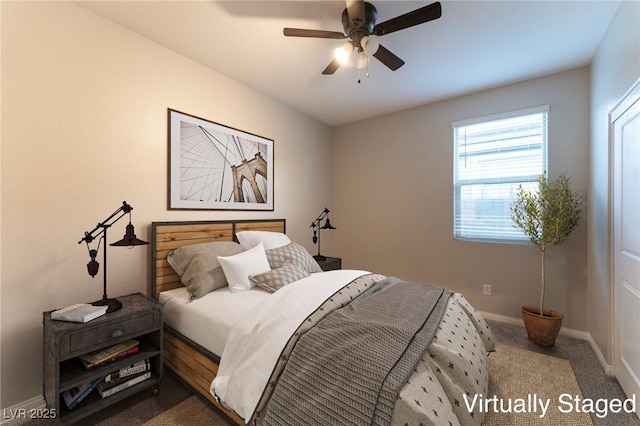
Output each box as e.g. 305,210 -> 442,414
140,396 -> 229,426
6,320 -> 638,425
488,320 -> 639,426
484,342 -> 592,425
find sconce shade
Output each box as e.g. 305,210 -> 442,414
110,224 -> 149,247
321,219 -> 336,230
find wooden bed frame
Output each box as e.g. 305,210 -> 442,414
150,219 -> 286,425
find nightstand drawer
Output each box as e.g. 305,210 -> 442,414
68,311 -> 157,355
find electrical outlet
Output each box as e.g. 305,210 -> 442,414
483,284 -> 492,296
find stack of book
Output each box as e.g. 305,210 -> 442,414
97,359 -> 152,398
62,339 -> 152,409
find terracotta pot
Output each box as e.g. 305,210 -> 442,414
521,306 -> 564,347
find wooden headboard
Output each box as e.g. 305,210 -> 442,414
150,219 -> 286,299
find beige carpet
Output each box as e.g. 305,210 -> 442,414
483,342 -> 593,425
141,396 -> 231,426
143,343 -> 593,426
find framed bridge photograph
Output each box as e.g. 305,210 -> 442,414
168,109 -> 274,211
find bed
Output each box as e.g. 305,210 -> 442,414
151,219 -> 495,426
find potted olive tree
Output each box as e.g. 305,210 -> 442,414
511,172 -> 582,346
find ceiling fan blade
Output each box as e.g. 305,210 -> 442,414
283,28 -> 347,39
373,44 -> 405,71
345,0 -> 365,25
373,2 -> 442,36
322,58 -> 342,75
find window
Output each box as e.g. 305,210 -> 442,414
453,106 -> 548,243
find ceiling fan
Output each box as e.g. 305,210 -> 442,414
283,1 -> 442,76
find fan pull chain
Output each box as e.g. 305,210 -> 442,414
357,55 -> 370,84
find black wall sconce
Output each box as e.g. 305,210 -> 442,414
78,201 -> 148,313
310,207 -> 336,261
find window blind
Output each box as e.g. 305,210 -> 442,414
453,106 -> 548,243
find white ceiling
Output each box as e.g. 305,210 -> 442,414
78,1 -> 621,127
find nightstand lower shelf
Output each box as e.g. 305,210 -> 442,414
56,373 -> 161,424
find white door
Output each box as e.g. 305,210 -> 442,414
612,78 -> 640,413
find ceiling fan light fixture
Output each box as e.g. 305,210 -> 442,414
361,35 -> 379,56
334,41 -> 353,64
283,1 -> 442,75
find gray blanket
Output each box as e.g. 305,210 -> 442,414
260,277 -> 453,426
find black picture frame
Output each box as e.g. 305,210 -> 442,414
168,109 -> 274,211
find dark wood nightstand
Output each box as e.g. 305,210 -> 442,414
43,293 -> 162,423
315,256 -> 342,271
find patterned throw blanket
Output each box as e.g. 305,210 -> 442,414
260,277 -> 453,426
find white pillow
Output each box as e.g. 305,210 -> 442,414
236,231 -> 291,250
218,242 -> 271,293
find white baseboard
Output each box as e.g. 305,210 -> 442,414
585,334 -> 614,377
480,310 -> 524,327
480,310 -> 613,376
0,395 -> 45,424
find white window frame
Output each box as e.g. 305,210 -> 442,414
452,105 -> 549,244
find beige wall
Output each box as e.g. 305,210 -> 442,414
0,2 -> 333,407
2,0 -> 637,411
333,68 -> 590,330
589,0 -> 640,364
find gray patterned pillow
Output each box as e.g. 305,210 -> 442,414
265,242 -> 322,273
167,241 -> 244,300
249,262 -> 309,293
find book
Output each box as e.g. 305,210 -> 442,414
80,346 -> 140,371
97,371 -> 151,398
51,304 -> 108,323
98,369 -> 148,393
78,339 -> 139,366
62,376 -> 103,410
103,358 -> 150,383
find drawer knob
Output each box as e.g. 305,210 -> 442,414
109,329 -> 124,338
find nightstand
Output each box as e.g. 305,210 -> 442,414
315,256 -> 342,271
43,293 -> 162,423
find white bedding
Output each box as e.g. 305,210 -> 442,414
162,269 -> 494,426
159,285 -> 271,356
210,269 -> 371,423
